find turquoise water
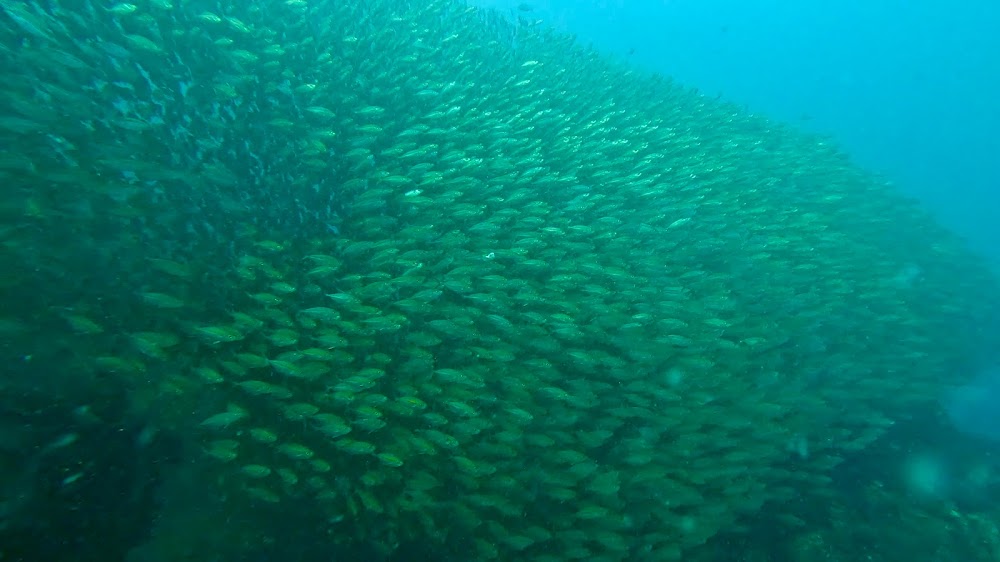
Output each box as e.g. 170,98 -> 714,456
0,1 -> 998,561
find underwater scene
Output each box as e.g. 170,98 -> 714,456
1,1 -> 999,561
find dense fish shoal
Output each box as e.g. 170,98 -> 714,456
1,0 -> 999,560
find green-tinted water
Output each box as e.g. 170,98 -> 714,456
1,1 -> 999,560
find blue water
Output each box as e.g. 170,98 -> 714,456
947,366 -> 1000,443
476,0 -> 1000,268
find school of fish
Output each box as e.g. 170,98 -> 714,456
1,0 -> 999,560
